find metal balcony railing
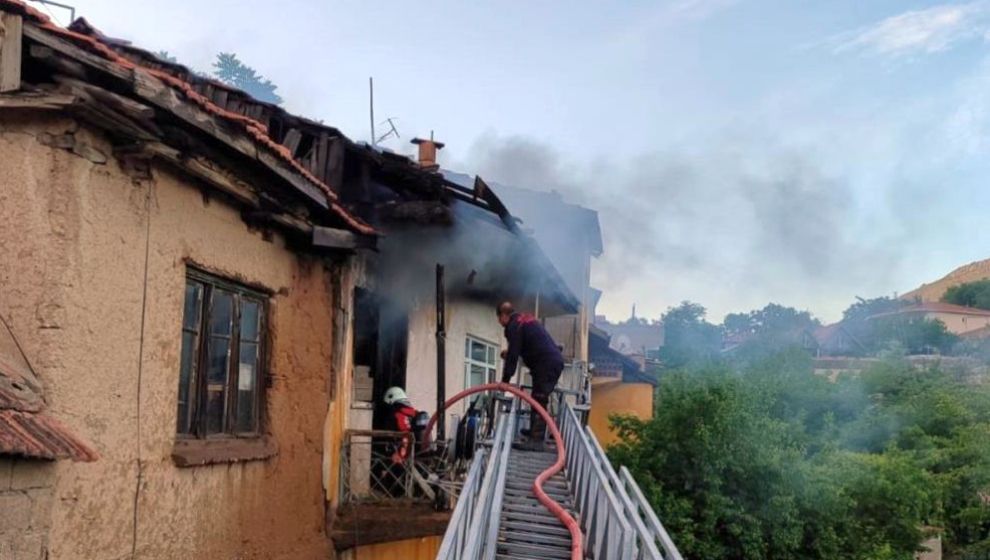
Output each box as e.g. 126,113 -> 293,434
339,429 -> 423,503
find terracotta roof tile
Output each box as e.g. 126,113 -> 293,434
0,409 -> 97,461
0,318 -> 97,462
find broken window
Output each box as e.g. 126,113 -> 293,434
464,336 -> 498,389
177,270 -> 266,438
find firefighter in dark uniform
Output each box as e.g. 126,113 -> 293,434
497,301 -> 564,450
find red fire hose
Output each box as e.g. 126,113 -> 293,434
423,382 -> 583,560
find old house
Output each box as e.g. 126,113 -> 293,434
0,3 -> 377,558
0,4 -> 585,559
810,322 -> 866,357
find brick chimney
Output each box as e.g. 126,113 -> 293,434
411,133 -> 445,171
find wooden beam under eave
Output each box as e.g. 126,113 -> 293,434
0,91 -> 75,110
312,226 -> 376,251
0,13 -> 23,92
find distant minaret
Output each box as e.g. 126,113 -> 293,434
631,303 -> 637,320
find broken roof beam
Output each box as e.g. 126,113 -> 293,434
0,12 -> 22,92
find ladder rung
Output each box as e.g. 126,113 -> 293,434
501,520 -> 571,537
497,541 -> 572,559
501,529 -> 573,547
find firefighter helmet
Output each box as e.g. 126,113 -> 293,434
383,386 -> 409,405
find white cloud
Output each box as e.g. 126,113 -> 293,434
836,2 -> 989,56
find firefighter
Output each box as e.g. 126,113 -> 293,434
379,386 -> 418,497
383,386 -> 417,464
497,301 -> 564,450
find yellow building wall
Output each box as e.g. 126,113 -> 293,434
925,311 -> 990,335
589,381 -> 654,447
344,536 -> 441,560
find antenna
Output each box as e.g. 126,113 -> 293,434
369,77 -> 375,147
375,117 -> 400,145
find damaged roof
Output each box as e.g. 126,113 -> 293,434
0,1 -> 578,309
0,318 -> 97,462
0,0 -> 374,237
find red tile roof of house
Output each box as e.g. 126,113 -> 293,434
871,302 -> 990,319
0,0 -> 374,236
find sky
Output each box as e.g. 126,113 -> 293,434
35,0 -> 990,323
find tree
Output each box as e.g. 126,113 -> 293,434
212,52 -> 283,105
657,302 -> 722,368
842,296 -> 908,323
609,351 -> 990,558
866,317 -> 957,355
155,50 -> 178,64
942,280 -> 990,311
608,358 -> 937,560
723,303 -> 820,359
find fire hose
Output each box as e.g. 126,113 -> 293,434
423,382 -> 583,560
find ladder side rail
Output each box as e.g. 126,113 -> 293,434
619,466 -> 684,560
460,401 -> 514,558
436,446 -> 488,560
560,402 -> 634,559
585,425 -> 660,559
481,399 -> 518,559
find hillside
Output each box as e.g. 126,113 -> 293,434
902,258 -> 990,302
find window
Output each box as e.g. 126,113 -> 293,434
464,336 -> 498,389
177,270 -> 266,438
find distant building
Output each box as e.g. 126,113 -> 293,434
810,323 -> 867,356
594,313 -> 664,359
587,325 -> 657,447
869,302 -> 990,336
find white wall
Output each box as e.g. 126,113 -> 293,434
405,297 -> 507,434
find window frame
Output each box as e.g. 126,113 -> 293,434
464,335 -> 498,390
177,268 -> 269,441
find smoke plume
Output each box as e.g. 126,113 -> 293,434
458,131 -> 904,322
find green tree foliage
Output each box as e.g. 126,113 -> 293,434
865,317 -> 958,356
724,303 -> 820,360
609,355 -> 990,559
212,52 -> 283,105
155,50 -> 178,64
842,296 -> 910,323
724,303 -> 819,340
658,301 -> 723,368
943,280 -> 990,311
